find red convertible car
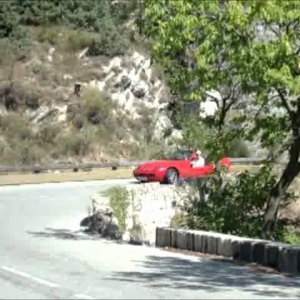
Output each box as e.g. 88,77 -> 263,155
133,150 -> 230,184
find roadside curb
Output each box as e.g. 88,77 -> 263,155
155,227 -> 300,276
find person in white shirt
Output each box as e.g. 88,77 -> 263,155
191,150 -> 205,168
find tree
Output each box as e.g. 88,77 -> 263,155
141,0 -> 246,130
0,1 -> 19,38
142,0 -> 300,234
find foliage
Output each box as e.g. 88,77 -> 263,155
55,129 -> 94,157
81,87 -> 115,126
281,228 -> 300,245
0,0 -> 136,58
186,166 -> 294,240
103,186 -> 130,232
226,139 -> 250,158
178,114 -> 212,151
143,0 -> 300,230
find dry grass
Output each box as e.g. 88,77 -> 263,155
0,168 -> 133,186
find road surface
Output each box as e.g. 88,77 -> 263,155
0,179 -> 299,299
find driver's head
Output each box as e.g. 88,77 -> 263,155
196,150 -> 202,156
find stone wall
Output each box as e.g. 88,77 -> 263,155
90,182 -> 191,245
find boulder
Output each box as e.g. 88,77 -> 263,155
80,195 -> 122,240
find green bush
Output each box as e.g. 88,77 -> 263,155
55,130 -> 93,157
0,82 -> 39,110
185,165 -> 294,240
103,186 -> 130,232
1,0 -> 135,59
82,87 -> 114,125
0,113 -> 34,141
37,123 -> 61,146
226,139 -> 250,158
37,26 -> 60,45
87,29 -> 130,57
64,30 -> 96,52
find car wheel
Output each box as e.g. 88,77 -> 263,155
165,168 -> 179,185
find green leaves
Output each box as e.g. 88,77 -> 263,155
144,0 -> 300,157
144,0 -> 300,233
188,165 -> 283,238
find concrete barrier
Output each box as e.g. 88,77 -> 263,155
155,227 -> 300,275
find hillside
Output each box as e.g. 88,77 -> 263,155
0,0 -> 179,165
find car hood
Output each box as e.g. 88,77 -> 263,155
135,160 -> 177,171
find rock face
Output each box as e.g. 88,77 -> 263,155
83,182 -> 196,246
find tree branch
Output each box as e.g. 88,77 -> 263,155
276,88 -> 294,120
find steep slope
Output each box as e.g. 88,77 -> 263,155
0,1 -> 178,165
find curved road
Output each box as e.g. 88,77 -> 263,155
0,179 -> 299,299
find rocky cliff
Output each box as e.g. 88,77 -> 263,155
0,26 -> 186,165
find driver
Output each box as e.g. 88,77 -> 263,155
191,150 -> 205,168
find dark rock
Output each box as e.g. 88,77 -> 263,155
131,83 -> 147,98
80,209 -> 122,240
80,216 -> 93,227
120,76 -> 131,90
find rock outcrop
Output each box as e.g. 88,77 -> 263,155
81,181 -> 201,246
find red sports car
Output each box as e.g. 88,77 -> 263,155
133,150 -> 231,184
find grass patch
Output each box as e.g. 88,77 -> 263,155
102,186 -> 130,232
0,168 -> 133,186
282,229 -> 300,245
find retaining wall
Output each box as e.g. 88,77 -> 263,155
155,227 -> 300,275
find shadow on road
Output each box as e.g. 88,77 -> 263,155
105,254 -> 300,297
27,227 -> 130,245
27,228 -> 97,240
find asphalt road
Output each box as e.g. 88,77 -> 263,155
0,179 -> 299,299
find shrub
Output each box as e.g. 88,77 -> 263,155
37,26 -> 60,45
37,123 -> 61,145
72,114 -> 86,130
185,165 -> 294,240
54,130 -> 93,157
0,81 -> 39,111
102,186 -> 130,232
0,113 -> 34,141
226,139 -> 250,158
82,87 -> 114,126
87,19 -> 130,57
64,30 -> 96,52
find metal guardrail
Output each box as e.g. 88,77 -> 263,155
0,157 -> 284,174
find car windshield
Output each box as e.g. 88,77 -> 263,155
168,150 -> 193,160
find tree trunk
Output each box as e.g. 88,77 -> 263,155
263,136 -> 300,234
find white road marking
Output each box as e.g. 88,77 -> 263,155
74,294 -> 95,299
1,266 -> 59,288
